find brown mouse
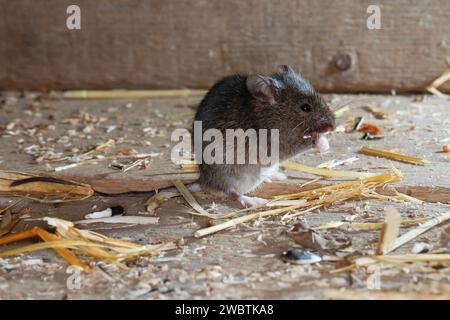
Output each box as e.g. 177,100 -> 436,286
192,65 -> 335,207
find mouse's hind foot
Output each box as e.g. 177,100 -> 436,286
264,171 -> 287,183
229,191 -> 267,208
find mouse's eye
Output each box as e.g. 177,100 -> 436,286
301,104 -> 312,112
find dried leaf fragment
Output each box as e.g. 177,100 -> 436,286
0,171 -> 94,202
145,191 -> 180,212
357,123 -> 382,136
289,228 -> 351,251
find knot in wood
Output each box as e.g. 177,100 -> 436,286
334,52 -> 354,71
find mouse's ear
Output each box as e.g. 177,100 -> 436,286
246,75 -> 277,105
277,65 -> 295,74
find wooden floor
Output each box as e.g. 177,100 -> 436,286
0,92 -> 448,299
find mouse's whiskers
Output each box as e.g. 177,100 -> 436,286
292,120 -> 306,132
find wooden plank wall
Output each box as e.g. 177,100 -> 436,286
0,0 -> 449,92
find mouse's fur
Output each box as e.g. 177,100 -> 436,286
193,65 -> 335,206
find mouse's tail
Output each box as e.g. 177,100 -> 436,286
163,182 -> 202,193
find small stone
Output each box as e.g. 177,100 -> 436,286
411,242 -> 433,254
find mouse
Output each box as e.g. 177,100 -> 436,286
191,65 -> 335,207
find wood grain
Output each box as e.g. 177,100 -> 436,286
1,0 -> 449,92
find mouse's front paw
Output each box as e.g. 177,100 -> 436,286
267,172 -> 287,182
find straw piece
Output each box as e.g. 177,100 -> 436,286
194,204 -> 305,238
54,152 -> 155,172
181,163 -> 200,172
311,217 -> 432,230
362,104 -> 392,119
195,185 -> 373,237
354,254 -> 450,267
394,191 -> 423,204
332,252 -> 450,275
63,89 -> 207,99
387,212 -> 450,254
317,157 -> 359,169
360,146 -> 427,165
333,105 -> 350,117
265,199 -> 307,207
0,217 -> 177,271
374,254 -> 450,263
0,226 -> 90,272
0,239 -> 116,256
283,161 -> 376,179
273,172 -> 401,200
426,68 -> 450,99
281,205 -> 322,220
171,180 -> 210,216
195,171 -> 402,237
325,289 -> 450,300
75,216 -> 159,225
170,180 -> 232,219
54,164 -> 78,172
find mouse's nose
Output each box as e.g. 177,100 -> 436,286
315,117 -> 335,133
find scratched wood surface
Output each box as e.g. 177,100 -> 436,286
0,93 -> 449,300
1,0 -> 450,92
0,93 -> 449,198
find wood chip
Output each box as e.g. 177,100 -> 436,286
377,206 -> 401,255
